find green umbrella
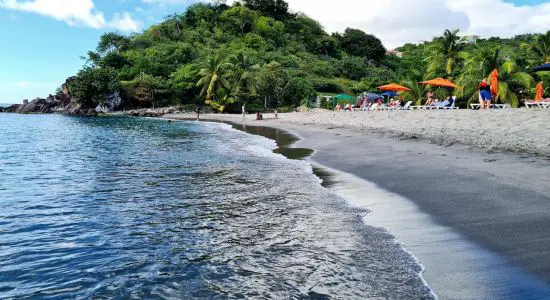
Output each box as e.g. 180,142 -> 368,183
332,94 -> 356,107
333,94 -> 355,101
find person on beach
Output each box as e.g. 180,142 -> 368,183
195,105 -> 200,121
426,90 -> 435,106
479,79 -> 492,109
274,109 -> 279,119
335,103 -> 341,111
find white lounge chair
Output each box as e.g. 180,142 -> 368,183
440,97 -> 459,110
470,103 -> 509,109
525,100 -> 550,109
399,101 -> 412,110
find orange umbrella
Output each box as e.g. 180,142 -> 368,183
419,78 -> 460,89
377,83 -> 411,92
490,69 -> 498,97
535,82 -> 543,101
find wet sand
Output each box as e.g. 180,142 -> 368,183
164,113 -> 550,298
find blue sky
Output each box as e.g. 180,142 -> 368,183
0,0 -> 196,103
1,0 -> 549,103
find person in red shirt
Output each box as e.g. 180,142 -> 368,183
479,79 -> 492,109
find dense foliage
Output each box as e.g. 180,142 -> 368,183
67,0 -> 550,110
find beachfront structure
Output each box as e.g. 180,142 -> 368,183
463,35 -> 480,44
386,49 -> 403,57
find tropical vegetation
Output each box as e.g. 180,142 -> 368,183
66,0 -> 550,110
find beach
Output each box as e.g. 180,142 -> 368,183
164,110 -> 550,298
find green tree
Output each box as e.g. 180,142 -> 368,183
68,67 -> 119,106
283,77 -> 317,107
97,32 -> 130,53
401,70 -> 427,105
219,6 -> 258,34
338,28 -> 386,61
242,0 -> 289,20
243,33 -> 269,50
196,53 -> 232,110
183,3 -> 215,27
255,16 -> 285,47
257,61 -> 287,107
339,56 -> 368,81
530,31 -> 550,64
426,29 -> 464,78
229,52 -> 258,104
458,48 -> 533,107
169,63 -> 201,103
315,36 -> 340,57
134,73 -> 166,109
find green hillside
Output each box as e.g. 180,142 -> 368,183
67,0 -> 550,110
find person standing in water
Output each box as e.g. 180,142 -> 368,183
479,79 -> 492,109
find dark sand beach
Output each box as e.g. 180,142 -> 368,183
164,112 -> 550,299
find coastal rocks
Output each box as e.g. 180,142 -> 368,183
95,92 -> 123,113
52,104 -> 97,116
5,97 -> 58,113
123,107 -> 179,117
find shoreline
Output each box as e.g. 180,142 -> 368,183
163,112 -> 550,298
164,109 -> 550,157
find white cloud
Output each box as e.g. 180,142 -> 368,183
448,0 -> 550,38
141,0 -> 198,5
203,0 -> 550,48
282,0 -> 470,48
0,0 -> 140,32
110,12 -> 140,32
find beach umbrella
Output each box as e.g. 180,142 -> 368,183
420,78 -> 461,89
333,94 -> 355,101
377,83 -> 411,92
490,69 -> 499,97
535,82 -> 544,101
380,91 -> 398,97
366,93 -> 382,101
533,63 -> 550,72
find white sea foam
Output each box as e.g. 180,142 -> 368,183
202,120 -> 437,297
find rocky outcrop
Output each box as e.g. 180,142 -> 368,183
3,76 -> 176,116
95,92 -> 123,113
123,107 -> 179,117
4,96 -> 59,113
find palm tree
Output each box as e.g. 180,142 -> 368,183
457,48 -> 533,107
531,31 -> 550,65
496,61 -> 534,107
401,70 -> 427,105
457,47 -> 500,102
426,29 -> 464,78
229,52 -> 258,104
196,53 -> 231,109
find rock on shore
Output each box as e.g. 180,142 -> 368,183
2,77 -> 125,115
122,107 -> 179,117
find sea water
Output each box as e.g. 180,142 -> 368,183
0,114 -> 434,299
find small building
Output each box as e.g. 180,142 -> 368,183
386,49 -> 403,58
463,35 -> 480,44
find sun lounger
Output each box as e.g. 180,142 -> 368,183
525,100 -> 550,108
470,103 -> 509,110
399,101 -> 412,110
